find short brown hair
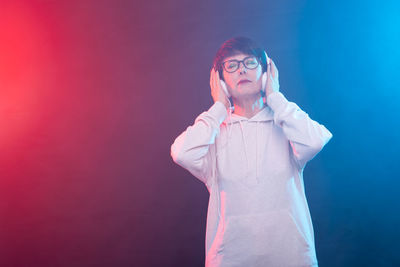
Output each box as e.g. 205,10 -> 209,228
213,37 -> 267,80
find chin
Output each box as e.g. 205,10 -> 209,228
233,91 -> 262,100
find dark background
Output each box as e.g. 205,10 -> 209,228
1,0 -> 399,266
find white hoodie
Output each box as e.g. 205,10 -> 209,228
171,92 -> 332,267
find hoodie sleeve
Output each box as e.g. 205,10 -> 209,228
171,101 -> 228,184
266,91 -> 333,169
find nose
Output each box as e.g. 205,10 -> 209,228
238,62 -> 247,74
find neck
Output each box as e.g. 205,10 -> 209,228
232,96 -> 265,119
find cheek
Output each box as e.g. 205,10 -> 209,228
249,69 -> 263,90
223,73 -> 236,89
253,67 -> 263,80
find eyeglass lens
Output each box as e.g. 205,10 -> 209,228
223,57 -> 258,73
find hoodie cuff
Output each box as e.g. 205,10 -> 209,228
207,101 -> 228,124
266,91 -> 289,114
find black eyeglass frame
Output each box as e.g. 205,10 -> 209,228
221,56 -> 261,73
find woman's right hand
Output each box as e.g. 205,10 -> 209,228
210,69 -> 230,109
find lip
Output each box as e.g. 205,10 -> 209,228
237,79 -> 251,85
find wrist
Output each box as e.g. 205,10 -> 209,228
266,89 -> 279,97
217,99 -> 230,109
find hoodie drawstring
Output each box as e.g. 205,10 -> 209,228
256,121 -> 259,182
238,120 -> 260,184
214,107 -> 272,219
238,120 -> 250,178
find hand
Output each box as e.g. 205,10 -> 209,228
210,69 -> 230,109
262,58 -> 280,103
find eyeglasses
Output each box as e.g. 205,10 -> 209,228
221,56 -> 260,73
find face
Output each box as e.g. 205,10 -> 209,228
222,53 -> 263,100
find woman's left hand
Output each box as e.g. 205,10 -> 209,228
263,58 -> 280,102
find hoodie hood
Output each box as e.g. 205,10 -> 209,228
223,105 -> 274,125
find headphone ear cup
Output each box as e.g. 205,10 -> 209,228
220,80 -> 230,97
261,72 -> 267,92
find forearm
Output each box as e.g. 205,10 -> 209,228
267,92 -> 333,168
171,101 -> 227,181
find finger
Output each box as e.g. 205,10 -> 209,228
210,69 -> 214,89
212,69 -> 216,84
264,51 -> 270,65
214,70 -> 220,94
270,59 -> 278,79
213,69 -> 217,90
270,59 -> 275,78
211,69 -> 217,92
217,70 -> 223,90
267,58 -> 272,80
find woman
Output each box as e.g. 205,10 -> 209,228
171,37 -> 332,267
